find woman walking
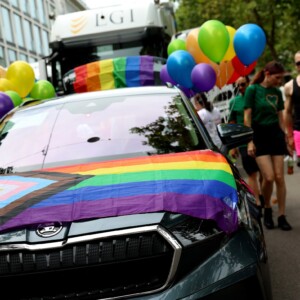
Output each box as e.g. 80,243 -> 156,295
228,76 -> 264,212
244,61 -> 292,230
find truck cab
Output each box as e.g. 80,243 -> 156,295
41,0 -> 176,95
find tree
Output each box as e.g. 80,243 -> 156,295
175,0 -> 300,74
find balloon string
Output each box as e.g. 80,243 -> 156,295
225,62 -> 228,86
218,65 -> 222,88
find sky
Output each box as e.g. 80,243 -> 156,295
82,0 -> 99,9
82,0 -> 120,9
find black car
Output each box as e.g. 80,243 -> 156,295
0,86 -> 272,299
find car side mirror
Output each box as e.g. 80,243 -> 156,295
217,123 -> 253,154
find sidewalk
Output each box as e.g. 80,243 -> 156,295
236,157 -> 300,300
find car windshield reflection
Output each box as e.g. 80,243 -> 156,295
0,92 -> 206,172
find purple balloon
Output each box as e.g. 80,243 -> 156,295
0,92 -> 14,119
160,65 -> 176,85
191,63 -> 216,92
178,86 -> 196,98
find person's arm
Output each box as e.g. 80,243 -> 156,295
284,82 -> 294,136
244,86 -> 256,157
228,100 -> 236,124
244,108 -> 256,157
283,81 -> 295,154
244,107 -> 252,127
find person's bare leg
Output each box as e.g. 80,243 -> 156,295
271,155 -> 286,216
256,155 -> 274,208
247,171 -> 261,205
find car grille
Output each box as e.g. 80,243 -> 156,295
0,225 -> 181,299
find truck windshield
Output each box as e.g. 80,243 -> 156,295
48,31 -> 169,94
59,39 -> 167,76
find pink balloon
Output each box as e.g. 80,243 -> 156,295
191,63 -> 216,92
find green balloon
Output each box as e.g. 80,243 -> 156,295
198,20 -> 230,63
4,90 -> 22,107
167,39 -> 186,56
29,80 -> 56,100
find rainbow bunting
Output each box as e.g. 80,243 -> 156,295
0,150 -> 238,234
71,56 -> 161,93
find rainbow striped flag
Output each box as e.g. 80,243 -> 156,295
0,150 -> 238,233
69,56 -> 162,93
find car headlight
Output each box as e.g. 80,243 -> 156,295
163,214 -> 227,280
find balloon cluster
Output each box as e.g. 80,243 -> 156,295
161,21 -> 266,96
0,61 -> 56,119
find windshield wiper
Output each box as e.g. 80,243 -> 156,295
0,166 -> 14,174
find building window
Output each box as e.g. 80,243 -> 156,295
24,19 -> 33,51
20,53 -> 28,61
8,48 -> 16,64
28,0 -> 37,20
9,0 -> 18,7
19,0 -> 28,14
36,0 -> 46,25
33,24 -> 42,55
28,56 -> 35,63
13,13 -> 25,48
0,46 -> 6,66
1,7 -> 14,44
41,29 -> 49,56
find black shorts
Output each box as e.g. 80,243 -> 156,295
252,123 -> 288,157
239,146 -> 259,175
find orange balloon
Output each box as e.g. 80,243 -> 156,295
186,28 -> 212,64
0,66 -> 6,78
212,60 -> 235,88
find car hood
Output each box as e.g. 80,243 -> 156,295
0,150 -> 238,237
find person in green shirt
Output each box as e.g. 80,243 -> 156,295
228,76 -> 263,213
244,61 -> 293,231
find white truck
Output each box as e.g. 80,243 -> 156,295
39,0 -> 177,95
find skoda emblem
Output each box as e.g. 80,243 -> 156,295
36,222 -> 63,238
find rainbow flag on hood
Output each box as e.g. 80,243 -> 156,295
0,150 -> 238,234
65,56 -> 163,94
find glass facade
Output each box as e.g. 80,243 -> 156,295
0,0 -> 86,68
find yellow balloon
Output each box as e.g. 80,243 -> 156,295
6,61 -> 35,98
222,26 -> 236,62
0,78 -> 16,92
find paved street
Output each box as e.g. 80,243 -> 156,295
238,158 -> 300,300
264,161 -> 300,300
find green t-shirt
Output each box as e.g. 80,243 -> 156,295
228,94 -> 245,125
244,83 -> 284,126
228,94 -> 247,148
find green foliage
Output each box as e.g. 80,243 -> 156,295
175,0 -> 300,74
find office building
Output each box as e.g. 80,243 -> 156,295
0,0 -> 87,68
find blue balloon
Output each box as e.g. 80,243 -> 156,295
166,50 -> 195,88
233,24 -> 266,66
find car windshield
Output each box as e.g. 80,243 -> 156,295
0,92 -> 207,173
